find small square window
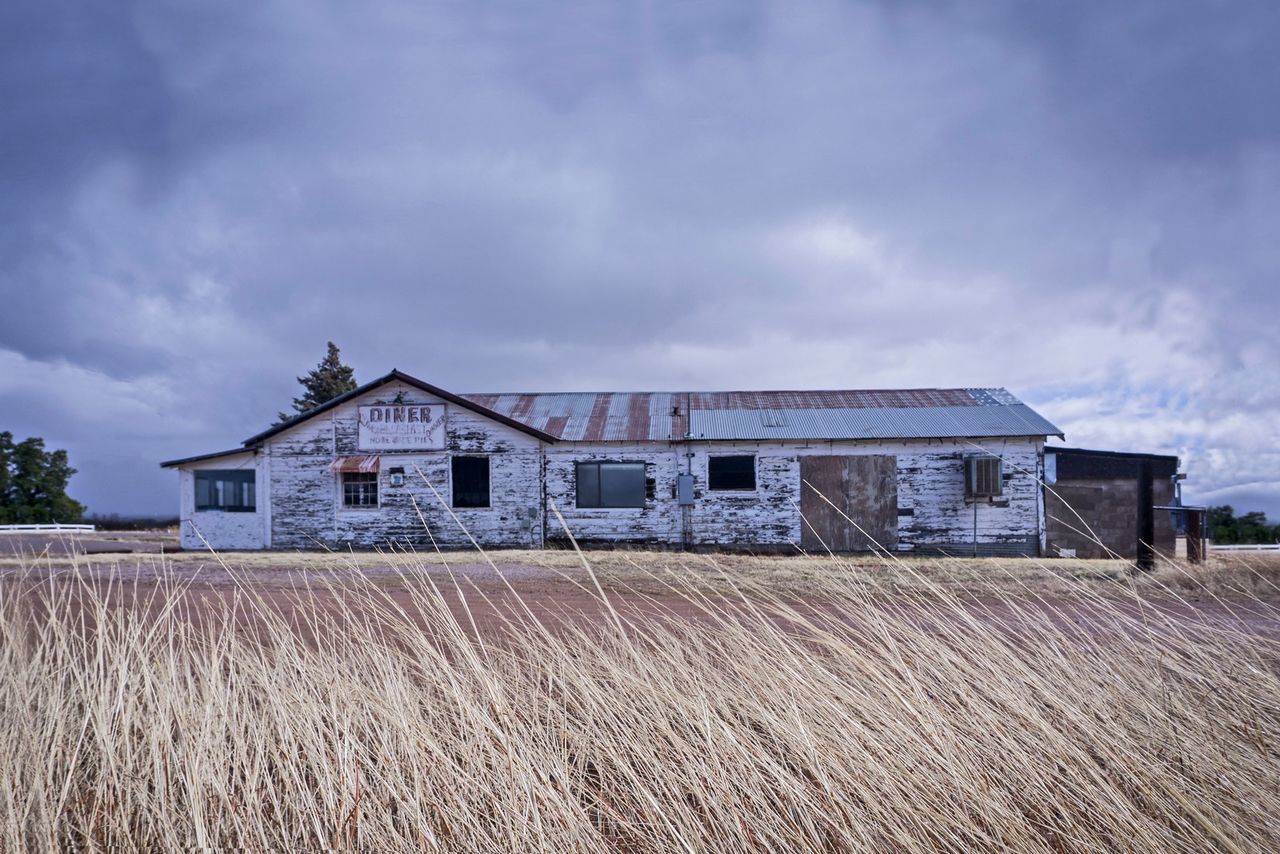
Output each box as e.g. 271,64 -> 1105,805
342,471 -> 379,507
708,455 -> 756,491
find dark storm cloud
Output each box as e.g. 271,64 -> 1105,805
0,0 -> 1277,518
999,0 -> 1280,162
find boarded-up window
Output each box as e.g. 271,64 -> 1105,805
965,455 -> 1003,498
708,455 -> 756,490
452,456 -> 490,508
195,470 -> 255,512
342,471 -> 379,507
576,462 -> 645,508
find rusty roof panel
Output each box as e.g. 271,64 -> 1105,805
651,392 -> 684,439
328,455 -> 381,472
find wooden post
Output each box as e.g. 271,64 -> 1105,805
1137,460 -> 1155,570
1186,509 -> 1205,564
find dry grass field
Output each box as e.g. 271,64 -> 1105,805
2,543 -> 1279,851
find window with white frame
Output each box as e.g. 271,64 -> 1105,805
342,471 -> 379,507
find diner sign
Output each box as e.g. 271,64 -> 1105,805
357,404 -> 446,450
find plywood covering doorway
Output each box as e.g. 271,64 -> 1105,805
800,455 -> 898,552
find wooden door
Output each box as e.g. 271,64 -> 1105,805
800,455 -> 898,552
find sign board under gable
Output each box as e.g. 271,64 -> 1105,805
358,404 -> 446,450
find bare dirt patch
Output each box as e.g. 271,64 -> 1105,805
5,548 -> 1278,641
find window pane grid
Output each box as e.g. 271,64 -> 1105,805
342,472 -> 379,507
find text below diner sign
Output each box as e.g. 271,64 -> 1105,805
357,404 -> 445,450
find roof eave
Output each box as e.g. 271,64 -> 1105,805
160,446 -> 259,469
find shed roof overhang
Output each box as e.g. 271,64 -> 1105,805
159,447 -> 258,469
329,455 -> 381,473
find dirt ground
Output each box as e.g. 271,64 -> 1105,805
0,531 -> 173,556
3,531 -> 1279,640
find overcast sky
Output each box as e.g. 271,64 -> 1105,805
2,0 -> 1277,519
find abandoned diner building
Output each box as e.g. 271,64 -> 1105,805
161,369 -> 1183,559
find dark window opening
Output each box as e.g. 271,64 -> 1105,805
965,455 -> 1003,498
452,456 -> 490,508
342,471 -> 379,508
576,462 -> 645,508
709,455 -> 756,491
195,470 -> 256,512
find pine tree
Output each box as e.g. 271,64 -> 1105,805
276,342 -> 358,424
0,432 -> 85,524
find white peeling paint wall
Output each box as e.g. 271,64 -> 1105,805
176,451 -> 267,550
544,437 -> 1042,552
682,437 -> 1044,551
175,378 -> 1045,553
266,380 -> 545,550
893,438 -> 1043,552
545,444 -> 683,545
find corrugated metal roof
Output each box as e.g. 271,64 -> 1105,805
462,387 -> 1062,442
328,455 -> 381,473
686,389 -> 976,409
170,380 -> 1059,470
687,404 -> 1062,441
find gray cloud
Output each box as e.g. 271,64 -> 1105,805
1,0 -> 1277,519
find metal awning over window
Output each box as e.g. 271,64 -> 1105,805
328,455 -> 380,473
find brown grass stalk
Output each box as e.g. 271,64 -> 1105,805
1,546 -> 1279,851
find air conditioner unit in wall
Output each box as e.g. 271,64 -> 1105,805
965,455 -> 1003,498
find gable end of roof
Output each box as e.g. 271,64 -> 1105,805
242,370 -> 558,446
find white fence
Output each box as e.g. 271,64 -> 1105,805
1211,543 -> 1280,552
0,524 -> 96,534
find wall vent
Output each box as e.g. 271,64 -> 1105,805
965,455 -> 1003,498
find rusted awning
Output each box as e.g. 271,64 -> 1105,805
328,455 -> 380,473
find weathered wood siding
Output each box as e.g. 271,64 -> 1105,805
265,380 -> 545,549
177,451 -> 267,550
543,438 -> 1043,553
799,455 -> 898,552
682,438 -> 1042,552
175,385 -> 1045,553
545,444 -> 682,545
895,439 -> 1043,554
690,450 -> 798,546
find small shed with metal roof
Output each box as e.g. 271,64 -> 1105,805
162,369 -> 1064,554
